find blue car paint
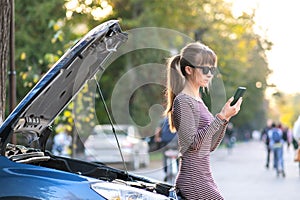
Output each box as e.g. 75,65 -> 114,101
0,156 -> 104,199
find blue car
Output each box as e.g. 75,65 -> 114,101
0,20 -> 180,200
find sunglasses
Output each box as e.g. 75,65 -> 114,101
191,65 -> 217,75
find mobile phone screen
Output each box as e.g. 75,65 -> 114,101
230,87 -> 246,106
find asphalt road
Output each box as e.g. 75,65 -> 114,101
133,140 -> 300,200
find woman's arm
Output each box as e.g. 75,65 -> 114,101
210,116 -> 228,151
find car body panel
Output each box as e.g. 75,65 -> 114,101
0,157 -> 103,200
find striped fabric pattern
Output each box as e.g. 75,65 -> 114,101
173,93 -> 227,200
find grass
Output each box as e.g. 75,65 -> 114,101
149,151 -> 163,161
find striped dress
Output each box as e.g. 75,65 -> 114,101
173,93 -> 228,200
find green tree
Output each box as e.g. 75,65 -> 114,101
271,92 -> 300,128
104,0 -> 271,133
13,0 -> 272,141
15,0 -> 72,100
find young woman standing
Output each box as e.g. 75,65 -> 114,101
165,42 -> 243,199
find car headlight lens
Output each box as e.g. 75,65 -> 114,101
91,182 -> 169,200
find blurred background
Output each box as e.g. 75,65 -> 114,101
1,0 -> 299,157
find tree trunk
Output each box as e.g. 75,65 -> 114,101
0,0 -> 11,124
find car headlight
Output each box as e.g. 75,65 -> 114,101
91,182 -> 169,200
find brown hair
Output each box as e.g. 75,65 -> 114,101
164,42 -> 217,132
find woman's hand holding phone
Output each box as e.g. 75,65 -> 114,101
218,87 -> 246,121
230,87 -> 246,106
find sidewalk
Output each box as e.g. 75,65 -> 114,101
135,140 -> 300,200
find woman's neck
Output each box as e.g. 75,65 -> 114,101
182,81 -> 201,100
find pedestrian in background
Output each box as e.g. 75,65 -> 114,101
268,122 -> 285,177
282,126 -> 293,151
261,119 -> 272,169
164,42 -> 242,199
224,122 -> 236,154
293,115 -> 300,141
293,116 -> 300,175
154,117 -> 178,179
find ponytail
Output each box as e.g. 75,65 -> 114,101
164,55 -> 184,132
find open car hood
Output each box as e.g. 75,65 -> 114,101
0,20 -> 128,155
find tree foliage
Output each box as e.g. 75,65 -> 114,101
271,92 -> 300,128
15,0 -> 71,99
104,0 -> 271,133
11,0 -> 272,140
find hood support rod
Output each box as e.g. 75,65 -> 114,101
94,77 -> 131,179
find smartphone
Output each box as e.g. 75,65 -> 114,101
230,87 -> 246,106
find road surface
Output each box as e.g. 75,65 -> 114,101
133,140 -> 300,200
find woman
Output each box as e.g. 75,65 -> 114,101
165,42 -> 242,199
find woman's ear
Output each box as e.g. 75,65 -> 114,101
184,66 -> 193,75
